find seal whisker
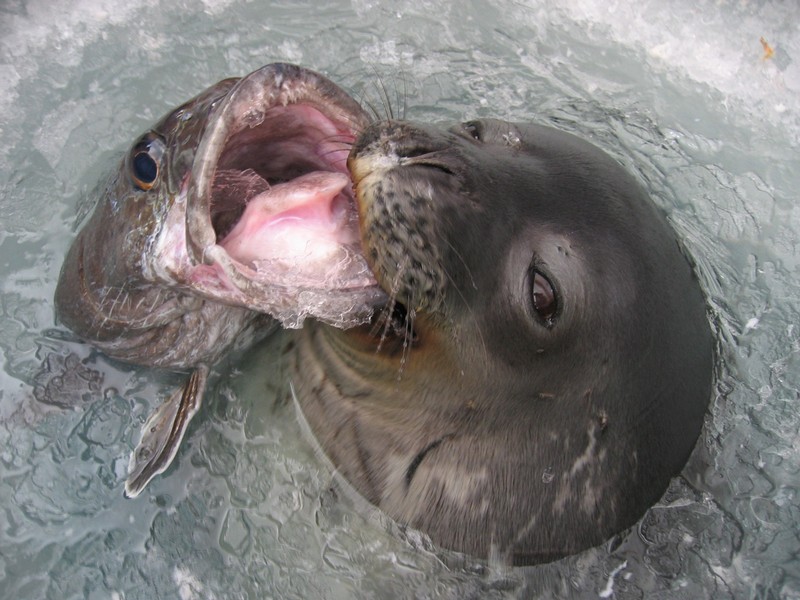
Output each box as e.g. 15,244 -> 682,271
368,262 -> 400,346
399,71 -> 409,121
354,88 -> 383,125
370,68 -> 395,121
390,69 -> 408,123
359,64 -> 402,122
369,256 -> 413,361
335,109 -> 369,131
317,143 -> 355,165
369,294 -> 396,349
398,304 -> 417,381
318,132 -> 358,148
378,77 -> 395,121
440,236 -> 478,293
439,263 -> 491,371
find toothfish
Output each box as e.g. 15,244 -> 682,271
54,63 -> 385,497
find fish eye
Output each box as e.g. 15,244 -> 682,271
129,134 -> 165,191
530,269 -> 558,326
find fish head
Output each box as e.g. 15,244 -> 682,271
55,64 -> 387,368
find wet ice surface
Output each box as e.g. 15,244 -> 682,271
1,0 -> 799,597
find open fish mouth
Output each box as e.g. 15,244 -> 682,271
155,63 -> 386,328
53,64 -> 393,497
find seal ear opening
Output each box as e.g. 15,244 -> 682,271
461,121 -> 484,142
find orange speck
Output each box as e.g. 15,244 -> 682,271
760,37 -> 775,60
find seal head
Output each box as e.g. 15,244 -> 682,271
290,118 -> 714,564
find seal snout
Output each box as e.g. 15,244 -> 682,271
349,120 -> 446,163
346,120 -> 456,314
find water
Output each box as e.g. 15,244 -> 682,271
1,0 -> 798,597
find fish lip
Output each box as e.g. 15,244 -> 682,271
179,63 -> 387,324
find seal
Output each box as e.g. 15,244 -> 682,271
289,118 -> 714,565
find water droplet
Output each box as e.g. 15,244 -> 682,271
542,467 -> 554,484
503,131 -> 521,147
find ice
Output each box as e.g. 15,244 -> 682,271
553,1 -> 800,125
598,560 -> 627,598
1,0 -> 799,597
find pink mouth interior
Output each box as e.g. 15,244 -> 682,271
219,170 -> 357,265
207,104 -> 371,289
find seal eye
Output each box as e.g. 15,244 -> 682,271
531,270 -> 558,325
129,134 -> 165,191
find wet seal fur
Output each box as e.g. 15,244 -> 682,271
289,118 -> 714,565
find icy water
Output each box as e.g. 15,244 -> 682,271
2,0 -> 799,598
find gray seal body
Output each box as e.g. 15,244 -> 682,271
289,118 -> 714,565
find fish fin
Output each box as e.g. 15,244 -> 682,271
124,365 -> 209,498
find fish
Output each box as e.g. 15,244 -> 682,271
54,63 -> 386,497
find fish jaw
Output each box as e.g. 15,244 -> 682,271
174,63 -> 387,328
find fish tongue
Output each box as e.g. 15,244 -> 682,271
220,170 -> 355,266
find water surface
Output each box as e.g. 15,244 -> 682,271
1,0 -> 799,597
